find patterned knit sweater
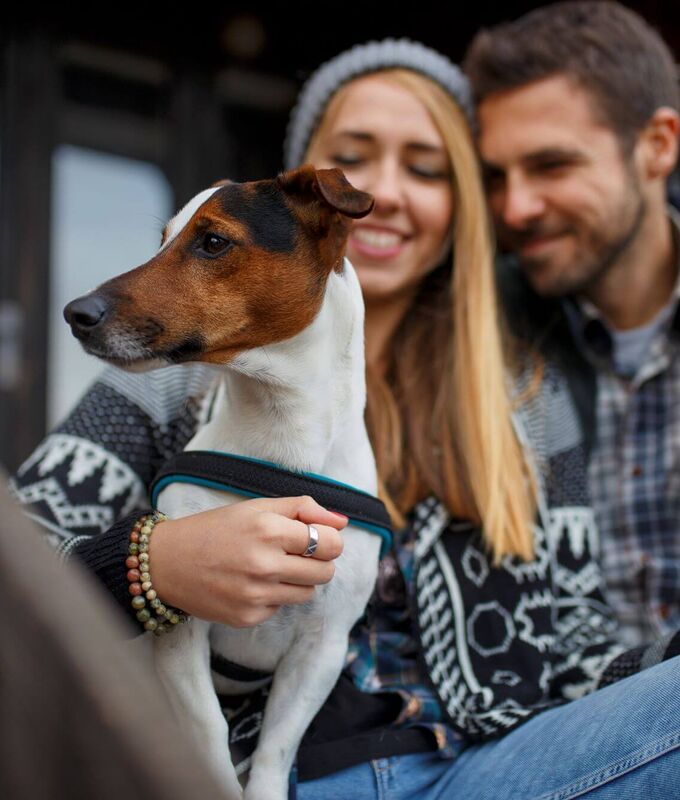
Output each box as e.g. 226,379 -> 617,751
10,363 -> 680,764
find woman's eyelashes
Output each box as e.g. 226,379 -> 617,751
409,164 -> 449,180
330,153 -> 448,181
330,153 -> 364,167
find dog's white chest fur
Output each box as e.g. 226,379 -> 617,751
152,260 -> 381,800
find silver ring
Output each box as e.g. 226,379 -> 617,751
302,525 -> 319,557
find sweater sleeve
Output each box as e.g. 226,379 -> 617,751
542,506 -> 680,700
72,508 -> 153,625
9,364 -> 214,612
596,630 -> 680,689
550,622 -> 680,700
513,363 -> 632,701
545,506 -> 629,701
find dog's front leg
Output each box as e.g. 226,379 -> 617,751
243,624 -> 350,800
153,619 -> 242,798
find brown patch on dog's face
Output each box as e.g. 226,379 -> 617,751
64,168 -> 373,367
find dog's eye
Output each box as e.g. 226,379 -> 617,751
201,233 -> 231,256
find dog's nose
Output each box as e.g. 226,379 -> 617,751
63,294 -> 110,334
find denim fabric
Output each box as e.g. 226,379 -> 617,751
298,656 -> 680,799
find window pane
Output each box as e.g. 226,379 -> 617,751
49,145 -> 172,426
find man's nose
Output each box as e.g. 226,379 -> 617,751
499,174 -> 546,229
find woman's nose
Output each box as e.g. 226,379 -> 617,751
365,161 -> 404,212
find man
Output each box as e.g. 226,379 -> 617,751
465,1 -> 680,646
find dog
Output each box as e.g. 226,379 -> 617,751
64,166 -> 382,799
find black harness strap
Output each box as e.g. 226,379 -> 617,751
210,652 -> 272,683
150,451 -> 392,553
151,450 -> 393,684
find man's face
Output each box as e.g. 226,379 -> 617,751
478,75 -> 645,298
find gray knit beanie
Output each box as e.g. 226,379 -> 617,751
284,38 -> 474,170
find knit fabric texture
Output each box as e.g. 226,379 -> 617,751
283,38 -> 474,170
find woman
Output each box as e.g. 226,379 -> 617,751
12,39 -> 680,798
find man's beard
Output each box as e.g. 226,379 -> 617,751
504,177 -> 647,299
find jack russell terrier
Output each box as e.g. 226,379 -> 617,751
64,166 -> 388,800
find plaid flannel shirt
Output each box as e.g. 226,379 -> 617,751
563,209 -> 680,647
343,519 -> 464,759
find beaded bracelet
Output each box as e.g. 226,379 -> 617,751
126,511 -> 189,635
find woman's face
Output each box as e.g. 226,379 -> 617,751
309,74 -> 454,304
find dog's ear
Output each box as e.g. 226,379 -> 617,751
314,168 -> 374,218
211,178 -> 233,188
277,165 -> 374,219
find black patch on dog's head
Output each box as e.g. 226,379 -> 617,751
165,334 -> 207,363
217,183 -> 296,253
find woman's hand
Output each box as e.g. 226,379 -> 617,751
148,496 -> 347,627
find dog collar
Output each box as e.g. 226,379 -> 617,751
150,450 -> 393,558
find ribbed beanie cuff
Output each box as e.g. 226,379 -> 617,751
284,38 -> 474,170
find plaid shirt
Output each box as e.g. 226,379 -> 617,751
343,512 -> 464,759
563,209 -> 680,647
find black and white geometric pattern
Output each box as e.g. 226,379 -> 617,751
11,435 -> 144,548
10,364 -> 216,555
412,366 -> 626,741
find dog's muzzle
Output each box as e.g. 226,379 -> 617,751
63,293 -> 110,340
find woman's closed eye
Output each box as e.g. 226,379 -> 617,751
409,163 -> 450,180
330,154 -> 448,181
330,153 -> 365,167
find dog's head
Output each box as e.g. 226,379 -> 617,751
63,166 -> 373,368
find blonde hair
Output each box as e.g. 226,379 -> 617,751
308,69 -> 535,562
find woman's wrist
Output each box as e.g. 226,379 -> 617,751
72,510 -> 150,625
126,511 -> 189,635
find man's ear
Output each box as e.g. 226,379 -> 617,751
636,107 -> 679,180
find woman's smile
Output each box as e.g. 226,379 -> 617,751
349,224 -> 410,259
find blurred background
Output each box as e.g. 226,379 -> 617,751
1,2 -> 678,471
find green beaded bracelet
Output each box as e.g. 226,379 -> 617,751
126,511 -> 189,635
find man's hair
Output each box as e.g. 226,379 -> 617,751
464,1 -> 679,149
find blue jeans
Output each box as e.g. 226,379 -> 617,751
298,656 -> 680,799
